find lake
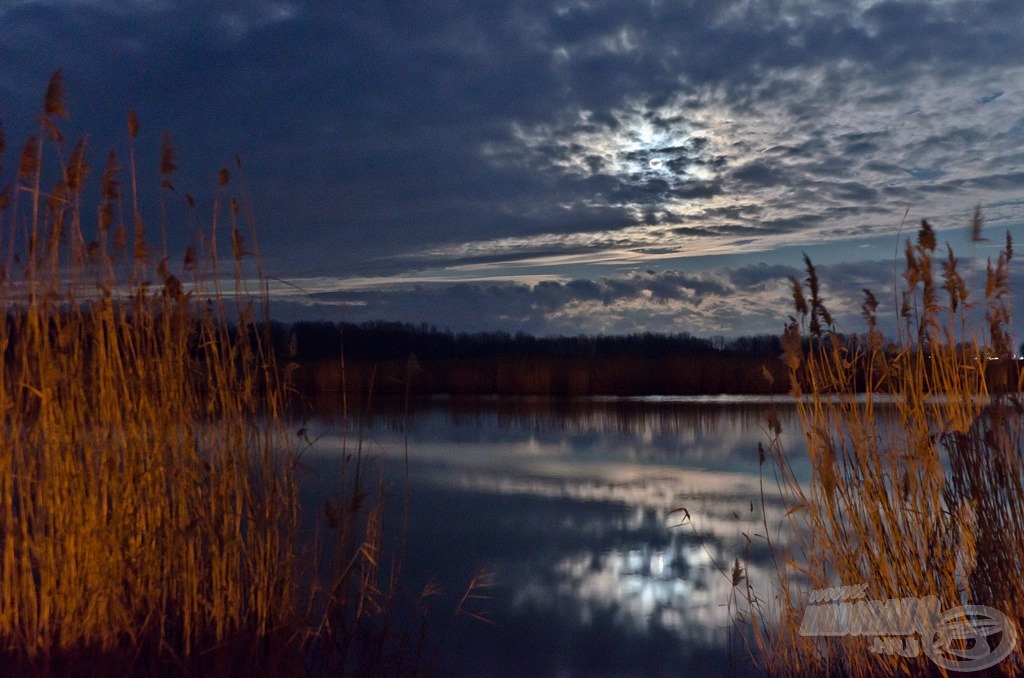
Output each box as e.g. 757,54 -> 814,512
297,396 -> 813,676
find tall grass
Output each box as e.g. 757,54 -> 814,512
0,71 -> 487,676
752,217 -> 1024,675
0,71 -> 300,672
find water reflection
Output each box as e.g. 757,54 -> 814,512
415,463 -> 791,645
300,397 -> 807,676
309,395 -> 809,471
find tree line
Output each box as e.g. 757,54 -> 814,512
268,321 -> 790,397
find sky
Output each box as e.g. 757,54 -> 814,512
2,0 -> 1024,337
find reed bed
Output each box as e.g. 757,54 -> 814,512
751,218 -> 1024,675
0,71 -> 480,676
0,71 -> 300,673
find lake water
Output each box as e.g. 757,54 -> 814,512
297,396 -> 813,676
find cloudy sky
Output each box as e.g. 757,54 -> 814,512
2,0 -> 1023,336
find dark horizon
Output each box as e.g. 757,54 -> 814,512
269,318 -> 1023,399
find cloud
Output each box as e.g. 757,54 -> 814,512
259,259 -> 842,336
3,0 -> 1024,334
265,242 -> 1024,343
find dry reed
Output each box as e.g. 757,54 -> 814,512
749,216 -> 1024,675
0,71 -> 485,676
0,70 -> 302,674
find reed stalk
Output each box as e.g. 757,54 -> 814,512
0,70 -> 300,673
753,217 -> 1024,675
0,71 -> 485,676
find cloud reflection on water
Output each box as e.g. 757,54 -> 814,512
414,461 -> 792,645
304,398 -> 807,674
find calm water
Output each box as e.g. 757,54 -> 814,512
297,396 -> 813,676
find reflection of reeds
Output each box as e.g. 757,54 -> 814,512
302,364 -> 494,675
752,217 -> 1024,675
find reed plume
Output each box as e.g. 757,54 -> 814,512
753,210 -> 1024,676
0,71 -> 300,674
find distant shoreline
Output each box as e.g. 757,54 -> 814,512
286,354 -> 788,397
274,320 -> 789,397
274,320 -> 1022,399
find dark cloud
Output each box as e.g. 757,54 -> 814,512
732,162 -> 785,188
832,182 -> 880,203
2,0 -> 1024,334
726,263 -> 800,288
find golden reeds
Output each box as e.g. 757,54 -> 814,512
0,70 -> 299,672
0,72 -> 485,675
753,215 -> 1024,675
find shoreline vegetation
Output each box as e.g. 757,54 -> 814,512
745,221 -> 1024,675
0,72 -> 484,676
279,323 -> 789,397
274,320 -> 1023,399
